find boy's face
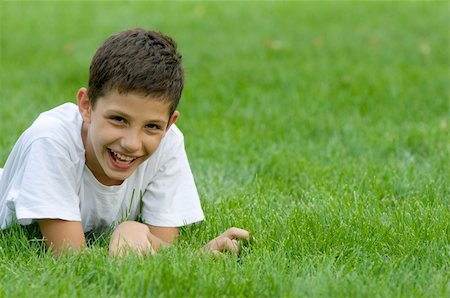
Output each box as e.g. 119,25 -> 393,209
77,88 -> 179,186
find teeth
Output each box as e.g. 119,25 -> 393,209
111,150 -> 135,162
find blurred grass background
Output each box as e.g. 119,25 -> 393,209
0,1 -> 449,297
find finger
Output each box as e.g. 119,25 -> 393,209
224,238 -> 239,254
109,233 -> 154,257
231,239 -> 240,254
224,227 -> 250,240
205,236 -> 228,252
137,241 -> 155,256
207,237 -> 239,254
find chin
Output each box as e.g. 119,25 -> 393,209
109,170 -> 134,181
101,165 -> 136,185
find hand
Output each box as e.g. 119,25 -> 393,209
203,227 -> 250,255
109,221 -> 156,257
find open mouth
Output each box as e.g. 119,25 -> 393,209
108,149 -> 137,168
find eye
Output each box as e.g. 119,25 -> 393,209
146,123 -> 162,130
109,116 -> 126,124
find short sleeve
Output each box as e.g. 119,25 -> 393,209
13,138 -> 81,224
141,131 -> 204,227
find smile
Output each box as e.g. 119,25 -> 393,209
108,149 -> 138,168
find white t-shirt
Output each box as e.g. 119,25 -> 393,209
0,103 -> 204,234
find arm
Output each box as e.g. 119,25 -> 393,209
37,219 -> 86,256
203,227 -> 250,255
108,221 -> 179,257
147,224 -> 179,245
108,222 -> 250,257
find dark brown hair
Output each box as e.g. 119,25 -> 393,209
88,28 -> 184,115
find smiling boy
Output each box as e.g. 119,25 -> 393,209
0,28 -> 248,256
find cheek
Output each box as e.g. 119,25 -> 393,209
90,123 -> 120,148
143,136 -> 164,154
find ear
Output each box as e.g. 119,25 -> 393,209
166,111 -> 180,131
77,87 -> 92,123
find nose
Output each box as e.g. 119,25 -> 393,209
120,130 -> 142,153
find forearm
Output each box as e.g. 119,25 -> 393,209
109,221 -> 178,257
147,231 -> 170,252
147,224 -> 179,250
37,219 -> 86,257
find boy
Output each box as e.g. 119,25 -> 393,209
0,28 -> 248,256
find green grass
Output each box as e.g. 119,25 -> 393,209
1,1 -> 449,297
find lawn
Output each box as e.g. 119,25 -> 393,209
0,1 -> 449,297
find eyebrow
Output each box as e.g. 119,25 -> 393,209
106,109 -> 168,125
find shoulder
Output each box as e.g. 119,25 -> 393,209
25,103 -> 82,145
13,103 -> 84,160
164,124 -> 184,144
157,124 -> 186,158
30,103 -> 81,134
